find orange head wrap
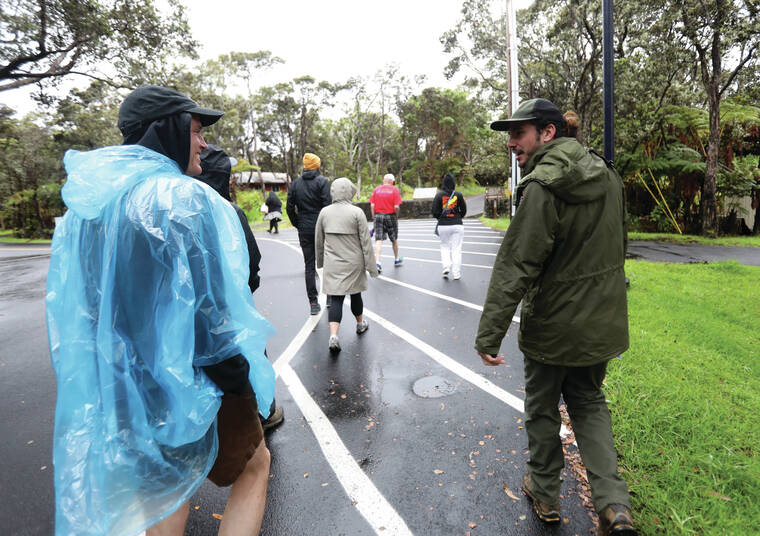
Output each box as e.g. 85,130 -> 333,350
303,153 -> 321,170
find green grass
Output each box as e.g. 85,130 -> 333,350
479,216 -> 510,231
0,229 -> 52,243
479,220 -> 760,248
629,232 -> 760,248
607,260 -> 760,534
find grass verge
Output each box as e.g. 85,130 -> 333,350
629,232 -> 760,248
479,216 -> 510,231
0,229 -> 52,244
479,220 -> 760,248
606,260 -> 760,534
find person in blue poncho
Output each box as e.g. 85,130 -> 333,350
46,85 -> 276,536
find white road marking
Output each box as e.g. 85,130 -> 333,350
362,307 -> 525,413
276,364 -> 414,535
377,276 -> 485,312
261,237 -> 413,535
400,232 -> 502,238
395,238 -> 501,246
380,254 -> 492,270
386,245 -> 497,257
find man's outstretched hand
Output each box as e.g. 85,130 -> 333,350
478,351 -> 505,367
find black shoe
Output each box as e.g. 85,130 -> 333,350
310,301 -> 321,315
260,407 -> 284,433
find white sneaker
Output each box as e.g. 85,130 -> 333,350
453,273 -> 461,280
442,267 -> 450,278
356,320 -> 369,334
328,335 -> 341,353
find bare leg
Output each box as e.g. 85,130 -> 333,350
218,439 -> 271,536
391,240 -> 399,260
374,240 -> 383,264
354,314 -> 363,323
329,321 -> 340,336
147,502 -> 189,536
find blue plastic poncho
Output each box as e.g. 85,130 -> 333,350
46,145 -> 275,535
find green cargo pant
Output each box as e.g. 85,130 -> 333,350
523,357 -> 631,512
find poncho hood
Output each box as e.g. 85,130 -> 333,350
62,145 -> 182,220
517,137 -> 611,206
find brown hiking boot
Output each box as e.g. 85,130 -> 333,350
597,504 -> 637,536
521,473 -> 560,523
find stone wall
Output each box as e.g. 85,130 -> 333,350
355,199 -> 434,220
483,197 -> 512,218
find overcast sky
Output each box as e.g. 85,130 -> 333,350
1,0 -> 534,115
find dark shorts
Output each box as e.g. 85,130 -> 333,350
374,213 -> 398,242
207,389 -> 264,487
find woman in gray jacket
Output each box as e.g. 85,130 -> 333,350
316,177 -> 379,353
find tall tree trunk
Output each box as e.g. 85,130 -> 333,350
700,34 -> 723,234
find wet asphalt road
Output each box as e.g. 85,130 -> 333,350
2,225 -> 759,535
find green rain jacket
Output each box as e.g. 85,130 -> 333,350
475,137 -> 629,366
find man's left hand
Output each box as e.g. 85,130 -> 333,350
478,351 -> 505,367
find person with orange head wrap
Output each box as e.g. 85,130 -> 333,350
286,153 -> 332,314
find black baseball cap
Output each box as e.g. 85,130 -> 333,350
490,98 -> 566,131
118,85 -> 224,138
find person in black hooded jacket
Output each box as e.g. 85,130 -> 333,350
432,173 -> 467,279
264,190 -> 282,233
286,152 -> 331,315
196,145 -> 284,433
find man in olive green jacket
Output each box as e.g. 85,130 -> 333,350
476,99 -> 636,536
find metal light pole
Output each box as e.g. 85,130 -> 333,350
603,0 -> 614,163
506,0 -> 520,216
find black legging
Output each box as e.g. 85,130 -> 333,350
328,293 -> 363,323
269,218 -> 279,232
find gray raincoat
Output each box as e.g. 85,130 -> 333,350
316,178 -> 379,295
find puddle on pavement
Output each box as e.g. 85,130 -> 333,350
412,375 -> 456,398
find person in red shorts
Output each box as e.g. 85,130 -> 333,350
370,173 -> 403,272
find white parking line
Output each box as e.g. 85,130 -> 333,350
396,238 -> 501,246
261,237 -> 412,535
276,364 -> 413,535
362,307 -> 525,413
380,254 -> 492,270
388,245 -> 496,257
377,275 -> 484,312
400,233 -> 502,238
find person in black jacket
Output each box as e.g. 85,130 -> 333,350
286,152 -> 332,315
197,146 -> 284,432
264,189 -> 282,233
432,173 -> 467,279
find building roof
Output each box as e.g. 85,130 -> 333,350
234,171 -> 289,185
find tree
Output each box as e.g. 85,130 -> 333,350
0,0 -> 197,92
399,87 -> 488,185
673,0 -> 760,233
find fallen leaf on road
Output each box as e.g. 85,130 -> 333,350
340,394 -> 347,399
468,521 -> 477,528
303,473 -> 309,478
502,483 -> 520,501
212,513 -> 223,520
40,466 -> 47,471
434,469 -> 444,474
194,505 -> 200,510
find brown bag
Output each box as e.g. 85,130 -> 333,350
206,390 -> 263,487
